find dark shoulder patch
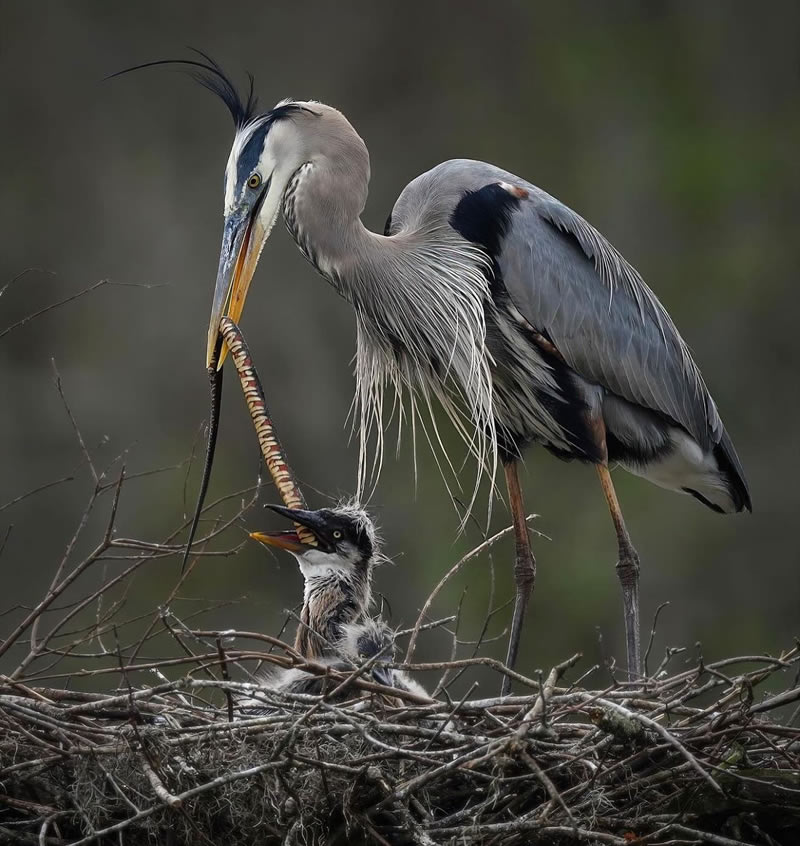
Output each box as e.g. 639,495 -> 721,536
449,183 -> 522,260
383,212 -> 393,236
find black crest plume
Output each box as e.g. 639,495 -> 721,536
108,48 -> 259,128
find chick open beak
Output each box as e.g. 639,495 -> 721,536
249,530 -> 308,553
249,505 -> 330,554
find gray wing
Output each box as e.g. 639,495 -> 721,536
499,194 -> 723,449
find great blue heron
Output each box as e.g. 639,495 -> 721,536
120,55 -> 751,684
250,503 -> 378,660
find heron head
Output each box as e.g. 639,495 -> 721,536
250,504 -> 376,574
112,55 -> 368,368
208,99 -> 323,367
338,618 -> 396,688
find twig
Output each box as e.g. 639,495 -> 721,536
0,266 -> 54,299
0,476 -> 74,514
140,755 -> 182,808
405,517 -> 535,662
216,637 -> 235,723
644,601 -> 670,677
51,359 -> 98,486
750,685 -> 800,714
0,278 -> 109,341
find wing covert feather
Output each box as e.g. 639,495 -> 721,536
499,194 -> 722,448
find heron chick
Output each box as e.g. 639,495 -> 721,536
247,506 -> 428,706
254,618 -> 428,703
337,617 -> 430,701
250,503 -> 379,660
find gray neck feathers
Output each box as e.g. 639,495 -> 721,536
282,124 -> 370,277
284,151 -> 498,502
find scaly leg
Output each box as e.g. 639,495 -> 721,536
502,459 -> 536,696
596,464 -> 642,678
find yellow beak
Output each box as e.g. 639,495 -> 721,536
207,209 -> 267,368
249,530 -> 308,553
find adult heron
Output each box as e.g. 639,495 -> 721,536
122,56 -> 751,682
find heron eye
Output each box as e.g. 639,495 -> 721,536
247,173 -> 262,189
332,530 -> 342,539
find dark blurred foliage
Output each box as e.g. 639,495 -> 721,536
1,2 -> 798,682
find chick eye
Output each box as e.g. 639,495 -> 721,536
247,173 -> 262,189
332,530 -> 342,539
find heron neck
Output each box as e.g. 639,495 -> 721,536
284,152 -> 496,505
284,159 -> 487,313
283,157 -> 399,304
289,206 -> 435,319
293,562 -> 373,659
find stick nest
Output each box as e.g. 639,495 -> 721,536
2,643 -> 799,846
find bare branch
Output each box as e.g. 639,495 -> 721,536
51,359 -> 98,486
405,516 -> 536,662
0,267 -> 55,299
0,476 -> 74,514
0,278 -> 109,341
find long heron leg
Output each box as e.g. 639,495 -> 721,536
502,458 -> 536,695
596,463 -> 642,678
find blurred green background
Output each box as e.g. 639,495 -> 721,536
1,2 -> 798,685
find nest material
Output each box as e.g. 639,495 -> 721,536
0,432 -> 796,844
1,646 -> 799,846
